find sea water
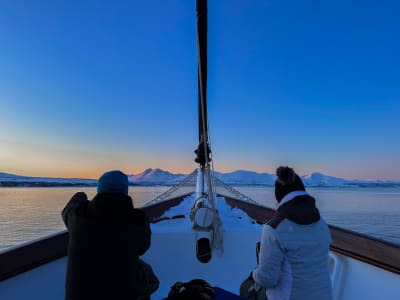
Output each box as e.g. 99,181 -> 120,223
0,186 -> 399,252
236,186 -> 400,246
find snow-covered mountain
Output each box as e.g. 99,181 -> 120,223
301,173 -> 400,187
302,172 -> 348,187
0,172 -> 96,187
216,171 -> 350,187
129,168 -> 185,185
1,169 -> 399,187
129,169 -> 400,187
214,170 -> 276,185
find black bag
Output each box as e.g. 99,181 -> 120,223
239,273 -> 266,300
166,279 -> 215,300
240,242 -> 266,300
136,258 -> 160,299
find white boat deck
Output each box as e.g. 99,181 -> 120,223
1,231 -> 399,299
144,231 -> 261,298
1,196 -> 399,299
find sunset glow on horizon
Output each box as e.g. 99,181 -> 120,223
1,0 -> 399,181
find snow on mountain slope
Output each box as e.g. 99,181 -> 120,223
1,169 -> 399,187
0,172 -> 96,186
301,172 -> 348,186
129,168 -> 185,185
215,170 -> 276,185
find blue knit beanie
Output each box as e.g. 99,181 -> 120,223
97,170 -> 129,195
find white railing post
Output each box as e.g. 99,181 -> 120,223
329,252 -> 343,300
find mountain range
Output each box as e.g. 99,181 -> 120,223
1,168 -> 399,187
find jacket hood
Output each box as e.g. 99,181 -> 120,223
277,194 -> 320,225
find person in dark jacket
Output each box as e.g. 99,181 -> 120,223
252,166 -> 332,300
62,170 -> 152,300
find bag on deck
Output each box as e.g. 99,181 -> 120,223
240,241 -> 266,300
166,278 -> 215,300
239,273 -> 266,300
136,258 -> 160,298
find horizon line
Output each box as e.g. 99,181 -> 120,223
1,168 -> 400,183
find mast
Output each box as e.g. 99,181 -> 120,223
195,0 -> 215,204
193,0 -> 223,260
194,0 -> 211,169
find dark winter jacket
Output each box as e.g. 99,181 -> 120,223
62,192 -> 151,300
253,191 -> 332,300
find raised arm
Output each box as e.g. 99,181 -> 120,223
62,192 -> 89,228
134,209 -> 152,256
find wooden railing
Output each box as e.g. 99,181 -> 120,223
0,195 -> 187,281
0,231 -> 69,281
1,195 -> 399,282
225,196 -> 400,275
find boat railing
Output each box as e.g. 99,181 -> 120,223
225,196 -> 400,275
0,196 -> 400,281
1,195 -> 399,282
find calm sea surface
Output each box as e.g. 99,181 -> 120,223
0,186 -> 399,251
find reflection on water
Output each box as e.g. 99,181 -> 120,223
0,186 -> 399,251
0,187 -> 169,251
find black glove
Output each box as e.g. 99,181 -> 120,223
247,271 -> 254,280
71,192 -> 88,202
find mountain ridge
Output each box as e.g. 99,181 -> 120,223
1,169 -> 399,187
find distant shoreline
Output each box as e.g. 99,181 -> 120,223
1,182 -> 399,188
2,169 -> 400,188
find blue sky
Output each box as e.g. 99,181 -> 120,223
0,0 -> 399,180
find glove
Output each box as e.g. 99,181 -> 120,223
247,271 -> 254,280
71,192 -> 88,202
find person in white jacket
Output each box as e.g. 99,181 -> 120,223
252,166 -> 332,300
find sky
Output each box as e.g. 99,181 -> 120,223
0,0 -> 399,180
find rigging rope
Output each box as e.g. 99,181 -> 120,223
143,169 -> 198,207
145,169 -> 260,208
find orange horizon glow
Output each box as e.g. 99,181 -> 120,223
2,164 -> 400,182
